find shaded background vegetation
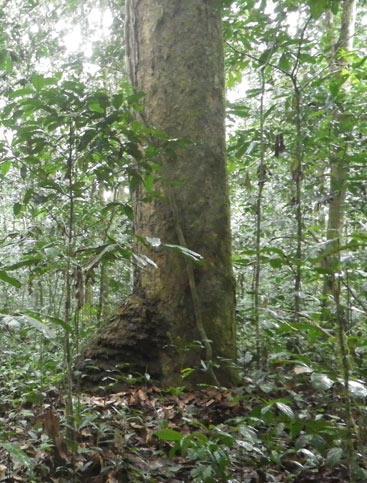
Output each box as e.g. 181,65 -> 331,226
0,0 -> 366,481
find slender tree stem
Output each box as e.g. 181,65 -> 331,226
64,122 -> 75,445
292,79 -> 303,323
253,68 -> 266,368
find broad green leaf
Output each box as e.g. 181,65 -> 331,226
1,442 -> 33,467
0,161 -> 12,176
102,202 -> 133,220
330,0 -> 341,15
23,310 -> 71,333
156,428 -> 183,442
278,53 -> 292,72
13,202 -> 23,216
88,100 -> 105,114
227,102 -> 250,118
259,47 -> 274,65
347,380 -> 367,399
276,402 -> 295,419
9,87 -> 34,98
269,257 -> 283,269
19,315 -> 56,339
3,256 -> 42,271
123,204 -> 134,220
311,373 -> 334,391
261,403 -> 273,416
78,129 -> 97,150
308,0 -> 328,19
0,271 -> 21,288
31,74 -> 47,90
85,244 -> 115,271
326,447 -> 343,467
297,448 -> 318,462
63,79 -> 85,94
112,93 -> 125,109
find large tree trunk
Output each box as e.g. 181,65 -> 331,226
322,0 -> 357,302
81,0 -> 236,387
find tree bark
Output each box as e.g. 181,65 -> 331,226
80,0 -> 236,387
322,1 -> 358,470
323,0 -> 357,300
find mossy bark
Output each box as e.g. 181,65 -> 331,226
81,0 -> 236,387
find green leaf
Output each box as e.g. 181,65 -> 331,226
269,257 -> 283,269
1,442 -> 33,467
23,310 -> 72,333
63,79 -> 85,95
347,380 -> 367,399
79,129 -> 97,150
0,271 -> 21,288
13,202 -> 23,217
123,204 -> 134,220
276,402 -> 295,419
31,74 -> 47,90
102,202 -> 134,220
227,102 -> 250,118
156,428 -> 183,442
326,447 -> 343,467
181,367 -> 195,380
3,256 -> 42,271
308,0 -> 328,19
329,77 -> 347,97
330,0 -> 340,15
311,373 -> 334,391
0,161 -> 12,176
88,100 -> 105,114
85,244 -> 119,272
0,50 -> 13,73
259,47 -> 274,65
19,314 -> 56,339
112,93 -> 125,109
278,53 -> 292,72
144,174 -> 155,193
9,87 -> 34,98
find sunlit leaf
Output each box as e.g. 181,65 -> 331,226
164,244 -> 203,262
311,373 -> 334,391
156,428 -> 183,442
276,402 -> 295,419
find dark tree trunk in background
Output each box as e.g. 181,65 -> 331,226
81,0 -> 237,387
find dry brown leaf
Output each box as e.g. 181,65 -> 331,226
37,408 -> 68,462
137,389 -> 147,401
293,366 -> 313,375
0,464 -> 7,481
106,472 -> 120,482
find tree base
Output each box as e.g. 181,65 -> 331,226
76,295 -> 169,390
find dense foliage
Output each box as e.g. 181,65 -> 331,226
0,0 -> 366,481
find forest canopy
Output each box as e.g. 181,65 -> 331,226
0,0 -> 366,481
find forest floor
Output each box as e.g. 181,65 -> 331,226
0,368 -> 361,482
